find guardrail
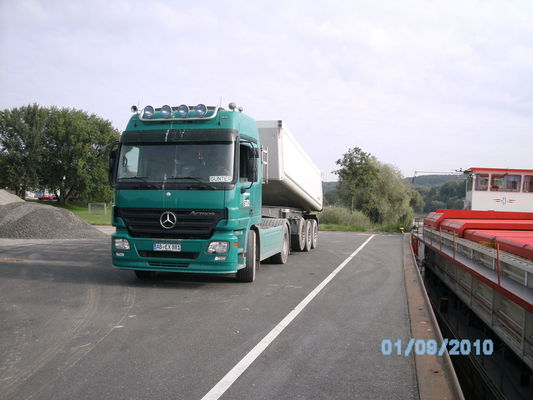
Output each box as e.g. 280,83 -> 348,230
420,227 -> 533,289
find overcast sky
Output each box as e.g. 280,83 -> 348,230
1,0 -> 532,180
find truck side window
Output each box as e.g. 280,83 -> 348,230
239,144 -> 250,182
118,146 -> 139,177
240,143 -> 258,183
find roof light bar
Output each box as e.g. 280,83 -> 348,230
195,104 -> 207,118
177,104 -> 189,118
143,105 -> 154,119
137,104 -> 221,121
161,105 -> 172,118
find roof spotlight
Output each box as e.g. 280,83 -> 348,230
228,102 -> 237,111
143,105 -> 154,119
177,104 -> 189,118
131,105 -> 138,113
195,103 -> 207,118
161,105 -> 172,118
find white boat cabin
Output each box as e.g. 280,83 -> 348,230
465,168 -> 533,212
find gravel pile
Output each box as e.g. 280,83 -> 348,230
0,202 -> 107,239
0,189 -> 24,205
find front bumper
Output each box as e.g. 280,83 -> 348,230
111,230 -> 243,274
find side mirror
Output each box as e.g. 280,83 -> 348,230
108,148 -> 118,186
247,155 -> 257,182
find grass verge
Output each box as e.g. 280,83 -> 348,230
319,206 -> 406,233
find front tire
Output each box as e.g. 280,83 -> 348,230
237,230 -> 257,282
270,224 -> 289,264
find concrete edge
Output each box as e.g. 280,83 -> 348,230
403,234 -> 465,400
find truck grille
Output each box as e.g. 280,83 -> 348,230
138,251 -> 199,259
115,208 -> 227,239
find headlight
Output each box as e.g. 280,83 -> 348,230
177,104 -> 189,118
143,105 -> 154,119
195,103 -> 207,118
114,238 -> 130,250
207,241 -> 229,254
161,105 -> 172,118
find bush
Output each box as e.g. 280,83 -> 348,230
319,206 -> 372,230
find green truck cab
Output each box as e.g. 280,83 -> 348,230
109,103 -> 322,282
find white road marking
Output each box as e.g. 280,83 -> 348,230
201,234 -> 375,400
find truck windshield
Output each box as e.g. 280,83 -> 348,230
117,143 -> 234,184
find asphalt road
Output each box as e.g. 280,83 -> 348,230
0,232 -> 417,400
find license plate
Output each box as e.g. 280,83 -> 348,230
153,243 -> 181,252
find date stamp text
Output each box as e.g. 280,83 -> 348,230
381,338 -> 494,356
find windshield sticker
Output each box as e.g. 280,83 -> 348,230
209,176 -> 232,183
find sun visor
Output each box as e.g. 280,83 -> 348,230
121,129 -> 238,143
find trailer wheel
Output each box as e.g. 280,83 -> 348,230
291,218 -> 306,251
303,220 -> 312,252
270,224 -> 289,264
134,270 -> 156,280
237,230 -> 256,282
310,219 -> 318,249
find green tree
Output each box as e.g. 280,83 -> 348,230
334,147 -> 379,213
366,164 -> 413,227
0,104 -> 119,204
408,189 -> 425,213
334,147 -> 414,227
40,107 -> 119,204
0,104 -> 48,198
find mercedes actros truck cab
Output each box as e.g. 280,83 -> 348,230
109,102 -> 322,282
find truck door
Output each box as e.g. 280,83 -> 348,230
238,142 -> 261,224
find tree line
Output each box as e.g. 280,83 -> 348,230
0,104 -> 120,204
413,179 -> 466,213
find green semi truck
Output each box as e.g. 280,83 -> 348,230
108,103 -> 323,282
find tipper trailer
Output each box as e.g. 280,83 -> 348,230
109,103 -> 323,282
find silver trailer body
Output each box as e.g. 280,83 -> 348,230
256,120 -> 323,212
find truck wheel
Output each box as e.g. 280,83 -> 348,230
237,230 -> 256,282
270,224 -> 289,264
310,219 -> 318,249
291,218 -> 306,251
134,270 -> 155,280
303,220 -> 312,252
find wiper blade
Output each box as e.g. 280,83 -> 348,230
168,176 -> 217,190
118,176 -> 159,188
118,176 -> 150,181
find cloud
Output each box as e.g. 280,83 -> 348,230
1,0 -> 532,179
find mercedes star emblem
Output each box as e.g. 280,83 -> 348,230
160,211 -> 177,229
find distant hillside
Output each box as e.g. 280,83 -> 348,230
405,174 -> 462,187
322,181 -> 338,193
